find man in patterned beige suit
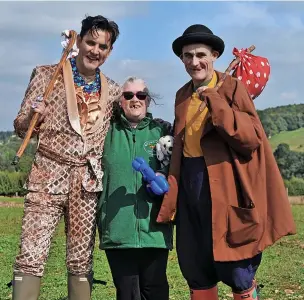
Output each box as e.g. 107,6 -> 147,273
12,15 -> 121,300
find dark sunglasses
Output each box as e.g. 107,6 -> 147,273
123,91 -> 148,101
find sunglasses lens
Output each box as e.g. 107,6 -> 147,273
123,92 -> 134,100
136,92 -> 147,100
123,91 -> 148,101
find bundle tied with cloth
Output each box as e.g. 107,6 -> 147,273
202,44 -> 271,110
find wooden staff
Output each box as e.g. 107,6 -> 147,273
198,45 -> 255,112
12,30 -> 77,165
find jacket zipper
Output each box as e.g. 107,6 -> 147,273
132,128 -> 140,247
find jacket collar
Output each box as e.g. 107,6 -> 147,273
175,70 -> 225,138
62,60 -> 109,136
119,111 -> 153,130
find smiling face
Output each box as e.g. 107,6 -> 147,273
76,29 -> 112,76
121,80 -> 150,124
181,43 -> 219,87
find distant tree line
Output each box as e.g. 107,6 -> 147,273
274,143 -> 304,180
0,131 -> 14,143
0,133 -> 36,173
257,104 -> 304,137
274,143 -> 304,196
0,171 -> 27,196
0,132 -> 36,196
1,103 -> 304,196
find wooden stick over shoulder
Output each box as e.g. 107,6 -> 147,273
12,30 -> 77,165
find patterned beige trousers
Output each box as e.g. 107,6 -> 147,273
14,174 -> 97,277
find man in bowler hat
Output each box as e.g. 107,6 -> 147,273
155,24 -> 296,299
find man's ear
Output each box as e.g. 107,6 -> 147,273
211,50 -> 219,62
180,53 -> 186,63
105,46 -> 113,59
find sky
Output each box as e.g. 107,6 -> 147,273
0,1 -> 304,130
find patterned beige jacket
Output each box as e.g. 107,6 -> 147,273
14,61 -> 121,194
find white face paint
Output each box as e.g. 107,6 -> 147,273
181,43 -> 219,87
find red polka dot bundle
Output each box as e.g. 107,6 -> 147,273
231,47 -> 270,100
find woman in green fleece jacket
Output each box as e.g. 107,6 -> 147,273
97,77 -> 173,300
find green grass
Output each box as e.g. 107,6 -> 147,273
0,198 -> 303,299
269,128 -> 304,152
0,196 -> 24,204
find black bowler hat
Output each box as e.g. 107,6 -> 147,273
172,24 -> 225,58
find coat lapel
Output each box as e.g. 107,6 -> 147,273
63,62 -> 110,136
175,81 -> 192,136
85,71 -> 109,135
63,60 -> 82,136
175,80 -> 214,139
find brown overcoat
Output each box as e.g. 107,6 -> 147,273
157,71 -> 296,261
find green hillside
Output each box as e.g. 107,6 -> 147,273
269,127 -> 304,152
257,103 -> 304,137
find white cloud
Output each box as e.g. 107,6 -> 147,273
286,16 -> 304,31
280,92 -> 298,101
0,1 -> 304,130
0,41 -> 46,77
0,2 -> 148,34
0,81 -> 27,131
213,2 -> 277,28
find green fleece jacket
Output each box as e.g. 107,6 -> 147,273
97,112 -> 173,250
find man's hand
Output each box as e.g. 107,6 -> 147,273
196,86 -> 219,98
31,96 -> 50,125
196,85 -> 209,96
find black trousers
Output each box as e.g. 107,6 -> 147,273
176,157 -> 262,292
105,248 -> 169,300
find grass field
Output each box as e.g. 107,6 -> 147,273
269,128 -> 304,152
0,197 -> 303,300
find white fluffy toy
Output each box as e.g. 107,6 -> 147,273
61,30 -> 79,58
156,135 -> 174,168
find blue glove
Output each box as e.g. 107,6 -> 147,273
132,157 -> 169,195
